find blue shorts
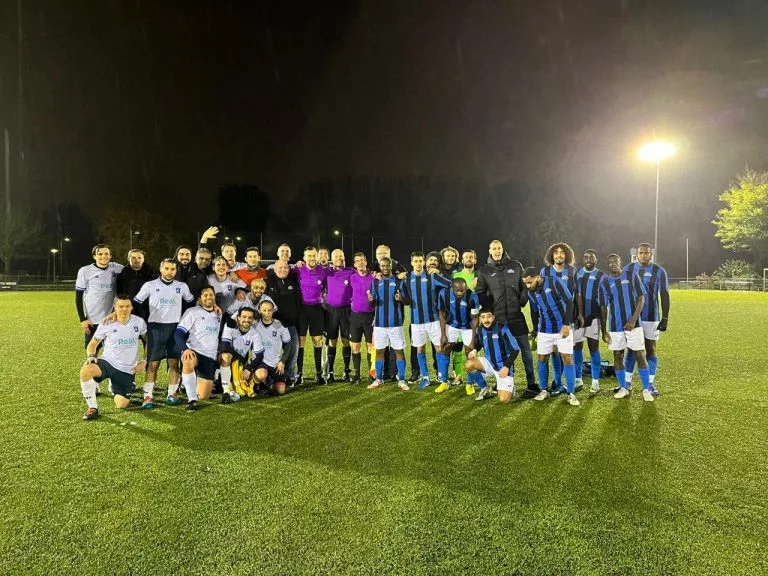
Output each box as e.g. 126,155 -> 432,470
94,359 -> 134,398
147,323 -> 179,361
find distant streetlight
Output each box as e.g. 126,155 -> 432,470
235,236 -> 242,242
129,228 -> 141,250
60,236 -> 71,276
639,140 -> 677,262
333,229 -> 343,252
50,248 -> 59,284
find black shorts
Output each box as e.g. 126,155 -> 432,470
325,305 -> 351,340
188,351 -> 217,381
147,323 -> 179,361
256,363 -> 286,388
298,304 -> 325,337
349,311 -> 374,343
94,359 -> 134,398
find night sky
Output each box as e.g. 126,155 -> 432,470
2,0 -> 768,275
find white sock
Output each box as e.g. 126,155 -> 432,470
649,374 -> 656,384
220,366 -> 232,385
182,372 -> 198,402
214,368 -> 221,380
143,382 -> 155,397
593,379 -> 599,387
167,383 -> 179,397
223,383 -> 234,394
81,379 -> 98,409
625,372 -> 633,384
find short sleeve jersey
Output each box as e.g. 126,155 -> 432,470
93,314 -> 147,373
177,306 -> 221,360
221,325 -> 264,361
135,278 -> 194,324
75,262 -> 124,322
254,319 -> 291,368
207,274 -> 247,312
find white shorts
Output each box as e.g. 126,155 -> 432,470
478,356 -> 515,392
373,326 -> 406,350
608,327 -> 645,351
536,329 -> 574,355
642,321 -> 660,341
573,318 -> 599,343
411,321 -> 442,347
447,326 -> 473,345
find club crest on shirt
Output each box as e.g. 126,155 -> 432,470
344,280 -> 349,285
134,326 -> 139,332
317,280 -> 322,285
176,287 -> 181,293
272,331 -> 277,337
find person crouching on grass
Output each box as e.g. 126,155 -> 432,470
464,308 -> 520,404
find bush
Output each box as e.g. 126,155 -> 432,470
713,259 -> 757,279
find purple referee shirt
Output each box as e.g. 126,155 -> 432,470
349,270 -> 375,313
295,264 -> 328,305
325,267 -> 355,308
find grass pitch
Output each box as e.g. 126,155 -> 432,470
0,290 -> 766,575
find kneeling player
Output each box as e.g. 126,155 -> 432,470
464,308 -> 520,403
219,306 -> 264,402
80,295 -> 147,420
246,299 -> 292,396
174,287 -> 222,410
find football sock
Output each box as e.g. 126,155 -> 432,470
297,347 -> 304,375
648,356 -> 658,383
470,370 -> 487,389
452,348 -> 465,379
313,346 -> 322,375
81,379 -> 98,409
552,354 -> 563,386
220,366 -> 232,385
564,363 -> 576,394
142,381 -> 155,398
167,383 -> 179,397
417,352 -> 429,380
375,359 -> 385,381
616,369 -> 626,390
327,346 -> 337,374
342,346 -> 351,372
624,352 -> 636,381
436,352 -> 450,383
182,371 -> 198,402
396,359 -> 406,380
352,352 -> 361,376
573,349 -> 584,379
639,367 -> 651,391
537,360 -> 549,391
590,351 -> 601,380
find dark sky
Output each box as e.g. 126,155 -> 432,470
2,0 -> 768,275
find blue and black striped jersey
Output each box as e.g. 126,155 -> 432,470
371,276 -> 405,328
576,267 -> 609,321
605,271 -> 647,332
624,263 -> 669,322
474,323 -> 520,371
528,276 -> 574,334
402,272 -> 452,325
437,287 -> 480,329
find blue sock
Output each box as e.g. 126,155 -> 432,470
552,354 -> 563,386
616,369 -> 626,389
437,352 -> 450,383
375,360 -> 385,381
537,360 -> 549,391
470,371 -> 487,389
396,359 -> 406,381
624,352 -> 636,376
639,367 -> 651,391
590,351 -> 601,380
573,349 -> 584,379
417,352 -> 429,380
564,363 -> 576,394
648,356 -> 658,377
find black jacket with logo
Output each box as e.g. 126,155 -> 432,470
475,256 -> 530,335
265,272 -> 302,328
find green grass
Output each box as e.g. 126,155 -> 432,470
1,291 -> 766,575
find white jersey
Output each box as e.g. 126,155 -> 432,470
75,262 -> 124,322
207,274 -> 247,312
221,325 -> 264,361
135,278 -> 194,324
93,314 -> 147,374
177,306 -> 221,360
227,293 -> 278,317
254,319 -> 291,368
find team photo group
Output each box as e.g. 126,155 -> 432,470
75,226 -> 670,420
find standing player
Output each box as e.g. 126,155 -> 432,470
218,306 -> 264,402
324,249 -> 354,382
522,267 -> 580,406
603,254 -> 654,401
366,257 -> 409,390
465,308 -> 520,403
400,251 -> 452,390
115,249 -> 158,317
448,249 -> 478,388
227,278 -> 277,317
437,277 -> 480,395
234,247 -> 268,286
133,258 -> 195,407
174,286 -> 222,410
178,248 -> 212,300
295,246 -> 329,384
265,260 -> 301,385
317,247 -> 331,267
267,244 -> 293,271
348,253 -> 375,384
454,249 -> 478,289
207,256 -> 247,312
247,299 -> 293,396
541,242 -> 583,394
574,250 -> 610,393
79,295 -> 147,420
622,243 -> 670,395
371,244 -> 407,381
440,246 -> 462,276
75,244 -> 124,348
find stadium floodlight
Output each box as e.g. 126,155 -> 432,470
639,140 -> 677,262
235,236 -> 242,241
333,229 -> 341,236
333,229 -> 344,251
50,248 -> 59,284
